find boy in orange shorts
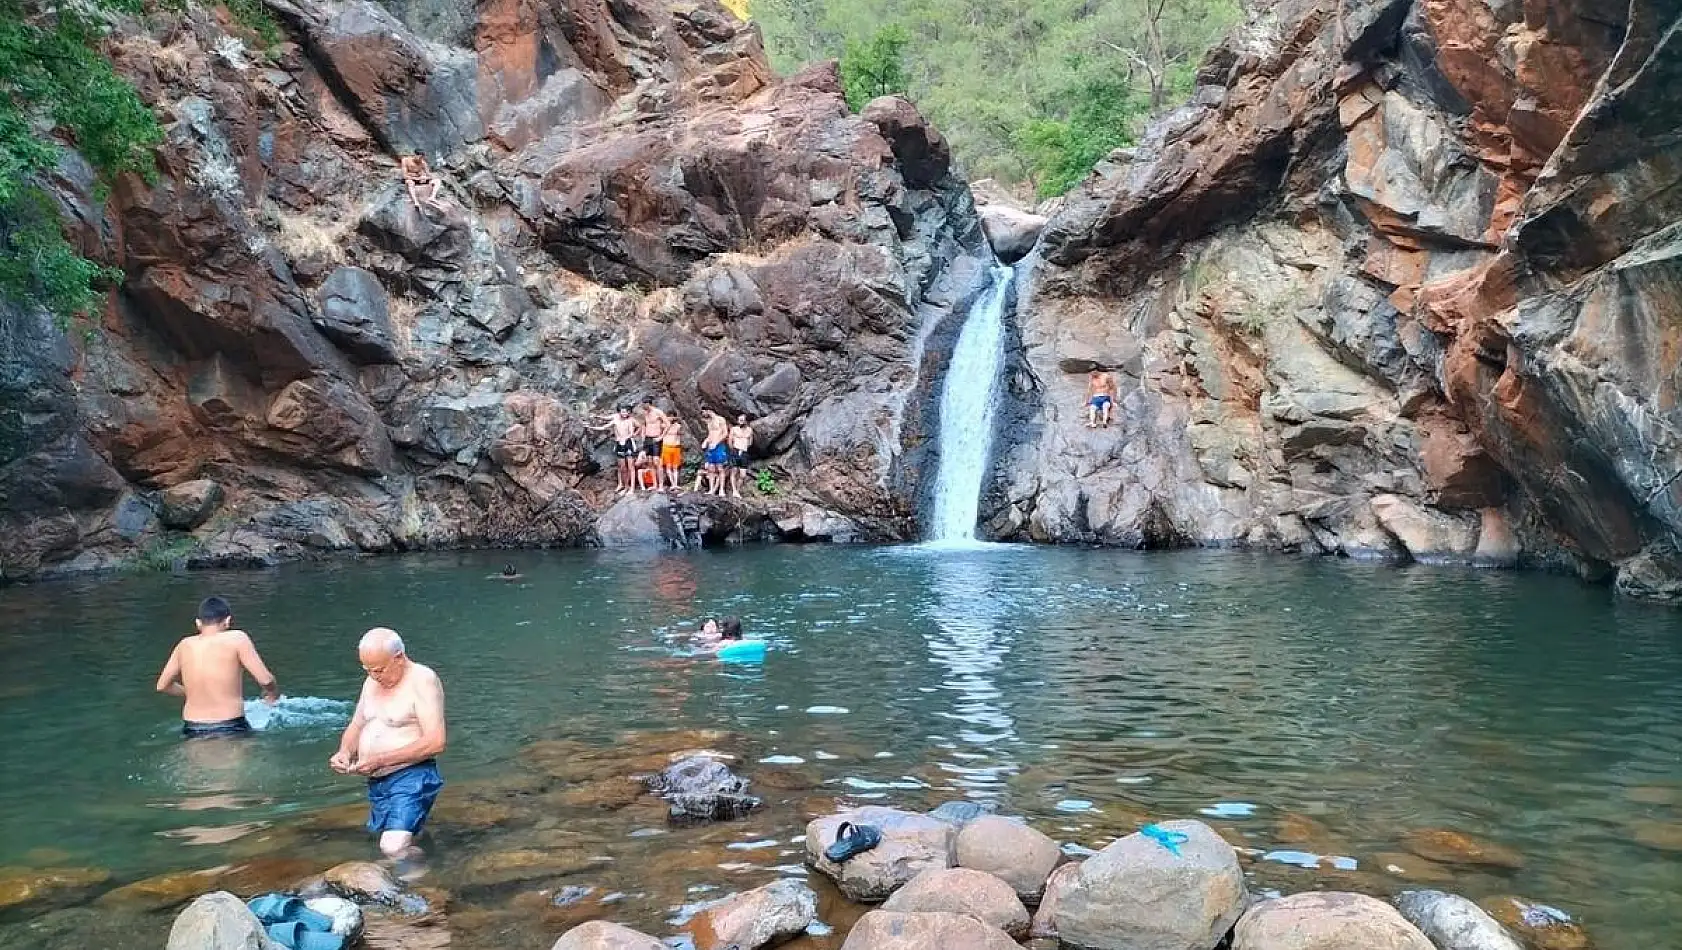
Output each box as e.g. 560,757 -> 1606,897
659,417 -> 685,491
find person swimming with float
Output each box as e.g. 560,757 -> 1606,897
155,596 -> 280,738
712,616 -> 743,651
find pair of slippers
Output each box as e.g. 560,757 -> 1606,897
246,894 -> 346,950
823,821 -> 882,863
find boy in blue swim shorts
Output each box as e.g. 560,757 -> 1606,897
1085,369 -> 1117,428
330,628 -> 447,859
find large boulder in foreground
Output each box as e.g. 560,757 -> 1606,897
1235,892 -> 1434,950
682,878 -> 818,950
955,814 -> 1062,903
881,867 -> 1030,939
166,891 -> 277,950
1393,890 -> 1523,950
550,920 -> 666,949
839,909 -> 1020,950
1053,819 -> 1245,950
807,806 -> 957,902
1030,861 -> 1081,939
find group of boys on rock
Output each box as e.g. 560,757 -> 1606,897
592,402 -> 755,498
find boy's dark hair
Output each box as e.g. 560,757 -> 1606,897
720,616 -> 743,640
197,596 -> 233,623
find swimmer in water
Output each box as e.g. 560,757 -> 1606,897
490,564 -> 522,580
330,628 -> 447,860
712,616 -> 744,652
695,617 -> 721,647
155,596 -> 281,738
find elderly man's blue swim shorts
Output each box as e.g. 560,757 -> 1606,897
366,759 -> 444,834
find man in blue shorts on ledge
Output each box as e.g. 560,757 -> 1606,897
330,627 -> 447,859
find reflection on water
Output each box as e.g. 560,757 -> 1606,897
1,546 -> 1681,948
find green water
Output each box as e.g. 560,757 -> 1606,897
1,546 -> 1680,948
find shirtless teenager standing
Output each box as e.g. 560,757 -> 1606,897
156,596 -> 280,738
659,416 -> 685,492
639,403 -> 669,489
1086,370 -> 1118,429
329,628 -> 446,859
694,411 -> 730,496
727,415 -> 754,499
590,407 -> 643,494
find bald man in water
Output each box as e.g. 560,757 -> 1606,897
329,628 -> 447,859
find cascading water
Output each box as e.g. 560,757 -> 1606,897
926,264 -> 1015,543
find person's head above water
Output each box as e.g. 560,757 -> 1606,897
720,616 -> 743,641
701,618 -> 719,638
501,564 -> 517,577
358,627 -> 408,688
195,596 -> 233,633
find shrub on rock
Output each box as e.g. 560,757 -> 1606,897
880,867 -> 1030,938
838,909 -> 1021,950
1053,819 -> 1246,950
1234,892 -> 1435,950
806,806 -> 956,902
954,814 -> 1062,904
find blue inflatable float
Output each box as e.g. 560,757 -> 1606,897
715,639 -> 768,662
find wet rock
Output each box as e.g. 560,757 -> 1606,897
926,801 -> 990,826
682,878 -> 818,950
1053,819 -> 1246,950
315,266 -> 400,364
880,867 -> 1029,939
96,859 -> 322,912
1234,892 -> 1435,950
165,891 -> 277,950
1400,828 -> 1524,869
978,204 -> 1047,264
954,814 -> 1062,904
840,909 -> 1020,950
1371,852 -> 1456,884
1029,861 -> 1080,939
157,479 -> 224,529
321,861 -> 401,903
458,849 -> 609,888
1394,890 -> 1523,950
553,776 -> 647,811
1476,896 -> 1593,950
0,865 -> 111,916
550,920 -> 667,949
806,806 -> 958,903
1630,820 -> 1682,852
645,755 -> 762,823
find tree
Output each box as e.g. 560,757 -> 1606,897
840,24 -> 911,110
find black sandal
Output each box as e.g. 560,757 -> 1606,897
823,820 -> 883,863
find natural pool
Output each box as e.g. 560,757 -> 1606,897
1,545 -> 1680,948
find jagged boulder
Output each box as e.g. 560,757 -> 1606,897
645,755 -> 762,823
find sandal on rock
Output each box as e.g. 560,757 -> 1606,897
1141,822 -> 1189,856
824,821 -> 882,863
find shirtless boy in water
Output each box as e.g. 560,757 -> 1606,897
155,596 -> 280,738
330,628 -> 446,859
590,407 -> 643,494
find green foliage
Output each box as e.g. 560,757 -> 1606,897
0,0 -> 162,319
752,0 -> 1241,194
223,0 -> 281,48
840,24 -> 909,111
753,468 -> 779,495
128,534 -> 201,572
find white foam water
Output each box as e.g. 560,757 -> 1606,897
243,696 -> 352,730
927,265 -> 1015,543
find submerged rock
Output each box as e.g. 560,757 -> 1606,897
1052,819 -> 1245,950
682,878 -> 818,950
954,814 -> 1063,904
1400,828 -> 1524,869
1235,892 -> 1434,950
0,866 -> 111,917
839,909 -> 1020,950
880,867 -> 1030,939
645,755 -> 762,823
550,920 -> 667,949
1476,896 -> 1594,950
318,861 -> 401,904
1393,890 -> 1522,950
806,806 -> 957,903
166,891 -> 277,950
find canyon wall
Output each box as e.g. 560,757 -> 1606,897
998,0 -> 1682,598
0,0 -> 989,578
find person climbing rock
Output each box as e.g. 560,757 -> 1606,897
156,596 -> 280,738
1086,369 -> 1117,428
589,407 -> 643,495
400,153 -> 450,217
329,628 -> 447,861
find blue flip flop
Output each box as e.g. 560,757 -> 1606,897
824,821 -> 882,863
1141,823 -> 1189,856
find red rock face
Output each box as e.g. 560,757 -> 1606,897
1019,0 -> 1682,596
0,0 -> 987,578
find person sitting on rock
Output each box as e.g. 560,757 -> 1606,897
400,153 -> 450,217
589,406 -> 643,495
1086,369 -> 1118,429
727,415 -> 754,499
660,415 -> 685,492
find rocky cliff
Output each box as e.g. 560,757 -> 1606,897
998,0 -> 1682,599
0,0 -> 989,578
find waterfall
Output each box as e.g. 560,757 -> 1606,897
926,264 -> 1015,543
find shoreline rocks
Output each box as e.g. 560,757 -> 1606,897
681,878 -> 818,950
1054,819 -> 1246,950
953,814 -> 1062,904
839,909 -> 1020,950
879,867 -> 1030,939
1394,890 -> 1523,950
1234,892 -> 1434,950
806,806 -> 957,903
